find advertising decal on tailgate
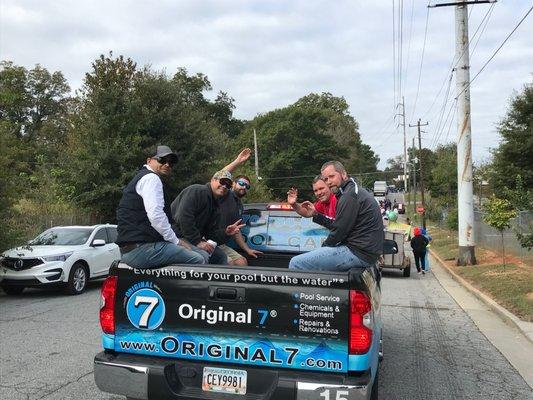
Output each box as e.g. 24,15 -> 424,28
115,267 -> 349,372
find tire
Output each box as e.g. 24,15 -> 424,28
370,369 -> 379,400
2,285 -> 25,295
66,262 -> 88,295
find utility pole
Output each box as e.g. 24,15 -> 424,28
412,137 -> 417,215
410,119 -> 428,228
253,128 -> 261,180
429,0 -> 492,264
401,97 -> 408,193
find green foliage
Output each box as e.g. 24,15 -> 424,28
483,197 -> 517,232
236,104 -> 348,199
491,83 -> 533,192
446,205 -> 458,231
295,92 -> 379,175
62,54 -> 233,220
428,143 -> 457,200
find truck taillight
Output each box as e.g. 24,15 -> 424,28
100,276 -> 117,334
349,290 -> 373,354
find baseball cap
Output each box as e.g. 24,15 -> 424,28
152,145 -> 178,162
212,170 -> 233,183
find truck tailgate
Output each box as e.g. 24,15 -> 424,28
113,264 -> 350,373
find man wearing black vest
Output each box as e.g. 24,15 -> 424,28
116,145 -> 205,268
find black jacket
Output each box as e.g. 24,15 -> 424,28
313,178 -> 384,263
171,183 -> 227,245
410,235 -> 429,253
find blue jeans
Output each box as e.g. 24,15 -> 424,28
289,246 -> 372,271
191,246 -> 228,265
121,242 -> 205,268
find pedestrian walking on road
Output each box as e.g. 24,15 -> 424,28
410,227 -> 429,274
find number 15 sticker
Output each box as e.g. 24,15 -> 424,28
126,288 -> 166,330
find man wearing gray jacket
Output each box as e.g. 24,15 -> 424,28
289,161 -> 384,271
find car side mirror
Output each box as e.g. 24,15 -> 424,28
91,239 -> 106,247
382,239 -> 398,254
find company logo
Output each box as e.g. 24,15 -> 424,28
178,304 -> 252,325
15,259 -> 24,269
126,285 -> 166,330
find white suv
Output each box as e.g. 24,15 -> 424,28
0,224 -> 121,295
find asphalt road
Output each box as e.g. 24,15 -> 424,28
1,271 -> 531,400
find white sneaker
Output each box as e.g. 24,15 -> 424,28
422,270 -> 426,275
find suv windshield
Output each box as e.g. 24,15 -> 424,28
30,228 -> 93,246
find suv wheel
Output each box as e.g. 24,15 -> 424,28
2,285 -> 25,295
66,262 -> 88,295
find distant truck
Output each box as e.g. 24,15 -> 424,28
373,181 -> 388,197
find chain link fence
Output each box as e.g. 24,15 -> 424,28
474,210 -> 532,266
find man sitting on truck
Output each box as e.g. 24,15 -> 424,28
287,175 -> 337,219
289,161 -> 384,271
171,170 -> 245,264
116,145 -> 206,268
216,148 -> 264,265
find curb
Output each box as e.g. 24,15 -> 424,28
430,249 -> 533,345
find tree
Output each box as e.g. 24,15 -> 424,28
491,83 -> 533,192
428,143 -> 457,200
236,105 -> 347,199
294,92 -> 379,175
62,54 -> 234,220
483,197 -> 517,268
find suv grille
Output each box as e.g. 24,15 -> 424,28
1,257 -> 44,271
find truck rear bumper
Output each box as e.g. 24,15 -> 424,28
94,351 -> 374,400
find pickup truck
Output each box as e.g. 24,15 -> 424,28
94,203 -> 394,400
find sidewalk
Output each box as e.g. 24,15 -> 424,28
429,251 -> 533,388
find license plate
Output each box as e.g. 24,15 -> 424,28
202,366 -> 247,395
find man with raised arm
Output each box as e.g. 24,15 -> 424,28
287,175 -> 337,219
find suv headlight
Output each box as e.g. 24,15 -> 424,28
42,252 -> 73,262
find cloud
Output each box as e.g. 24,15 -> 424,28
1,0 -> 531,169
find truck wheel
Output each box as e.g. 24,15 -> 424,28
403,264 -> 411,277
2,285 -> 25,295
370,370 -> 379,400
66,262 -> 88,295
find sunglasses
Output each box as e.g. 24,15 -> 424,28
219,179 -> 232,190
236,180 -> 251,190
154,157 -> 176,167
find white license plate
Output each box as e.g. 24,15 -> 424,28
202,366 -> 247,395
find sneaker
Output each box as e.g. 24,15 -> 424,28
422,270 -> 426,274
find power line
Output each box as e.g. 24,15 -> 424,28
467,2 -> 496,60
468,4 -> 533,90
409,1 -> 431,123
422,2 -> 496,120
261,169 -> 410,181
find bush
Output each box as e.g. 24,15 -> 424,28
446,206 -> 459,230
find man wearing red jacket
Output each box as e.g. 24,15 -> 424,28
287,175 -> 337,219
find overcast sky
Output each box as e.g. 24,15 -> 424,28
1,0 -> 532,169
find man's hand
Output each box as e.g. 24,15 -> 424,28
178,238 -> 192,250
235,148 -> 251,164
300,201 -> 317,217
245,248 -> 263,258
287,187 -> 298,206
225,219 -> 246,236
197,240 -> 214,254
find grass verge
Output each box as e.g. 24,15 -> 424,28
454,264 -> 533,322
